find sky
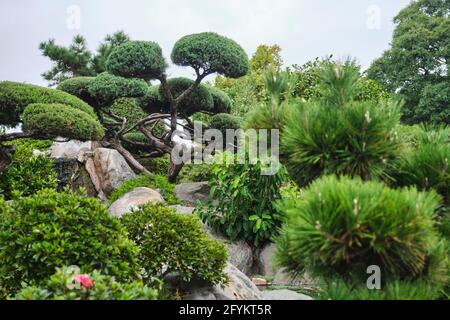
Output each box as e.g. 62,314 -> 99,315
0,0 -> 411,87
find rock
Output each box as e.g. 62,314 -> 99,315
185,263 -> 263,300
169,205 -> 195,215
206,227 -> 254,276
175,182 -> 210,206
53,158 -> 97,197
50,140 -> 93,159
252,277 -> 268,286
33,149 -> 49,157
93,148 -> 136,196
258,243 -> 278,277
262,289 -> 313,301
108,187 -> 164,218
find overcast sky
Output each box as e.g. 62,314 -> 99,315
0,0 -> 411,87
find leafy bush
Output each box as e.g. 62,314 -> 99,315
107,41 -> 167,80
109,97 -> 148,130
282,100 -> 403,187
0,81 -> 97,125
0,189 -> 140,296
171,32 -> 249,78
135,154 -> 170,175
196,154 -> 288,247
275,175 -> 448,283
208,86 -> 233,113
14,266 -> 161,300
22,103 -> 105,141
0,139 -> 57,199
208,113 -> 241,132
121,204 -> 228,285
88,72 -> 149,105
56,77 -> 97,107
178,163 -> 213,183
109,173 -> 178,205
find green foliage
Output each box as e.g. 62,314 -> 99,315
275,175 -> 448,283
121,204 -> 228,285
171,32 -> 249,78
0,139 -> 57,199
22,103 -> 105,141
88,72 -> 149,106
196,154 -> 288,247
138,156 -> 170,176
40,32 -> 130,86
140,85 -> 166,113
0,189 -> 140,296
208,86 -> 233,114
177,163 -> 213,183
393,126 -> 450,204
14,266 -> 161,300
161,77 -> 213,115
0,81 -> 97,125
282,100 -> 403,186
108,174 -> 178,205
56,77 -> 97,107
208,113 -> 242,132
316,277 -> 443,300
107,41 -> 167,81
109,98 -> 147,130
367,0 -> 450,124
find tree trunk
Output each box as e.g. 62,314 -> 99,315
168,158 -> 184,183
110,142 -> 154,178
0,146 -> 12,173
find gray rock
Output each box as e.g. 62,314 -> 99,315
258,243 -> 277,277
108,187 -> 164,218
53,158 -> 97,197
262,289 -> 313,300
169,205 -> 195,215
93,148 -> 136,196
186,262 -> 263,300
50,140 -> 93,159
175,182 -> 210,206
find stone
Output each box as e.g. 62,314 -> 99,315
169,205 -> 195,215
50,140 -> 93,159
53,158 -> 96,197
185,263 -> 263,300
175,182 -> 210,206
93,148 -> 136,196
262,289 -> 313,301
258,243 -> 277,277
108,187 -> 164,218
252,278 -> 268,287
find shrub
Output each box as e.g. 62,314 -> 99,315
121,204 -> 228,285
109,97 -> 148,130
0,81 -> 97,125
178,163 -> 213,183
160,77 -> 213,115
208,113 -> 241,132
208,86 -> 233,113
196,154 -> 288,247
281,100 -> 403,187
171,32 -> 249,78
14,266 -> 162,300
107,41 -> 167,80
415,82 -> 450,124
275,175 -> 448,283
0,189 -> 140,296
140,85 -> 166,113
22,103 -> 105,141
88,72 -> 149,105
108,174 -> 178,205
0,139 -> 57,199
56,77 -> 97,107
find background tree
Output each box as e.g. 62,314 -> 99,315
367,0 -> 450,124
40,31 -> 130,86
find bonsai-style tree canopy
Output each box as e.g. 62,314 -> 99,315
171,32 -> 249,78
106,41 -> 167,81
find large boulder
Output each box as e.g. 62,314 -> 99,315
108,187 -> 164,218
50,139 -> 94,159
185,263 -> 263,300
93,148 -> 136,196
175,182 -> 210,206
258,243 -> 277,277
262,289 -> 313,301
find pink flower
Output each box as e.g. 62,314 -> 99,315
73,274 -> 94,289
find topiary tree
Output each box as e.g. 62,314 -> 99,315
79,32 -> 248,181
0,81 -> 104,172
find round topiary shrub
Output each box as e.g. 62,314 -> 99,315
120,204 -> 228,285
22,103 -> 105,141
108,98 -> 148,130
171,32 -> 249,78
14,266 -> 162,300
107,41 -> 167,80
88,72 -> 149,106
0,81 -> 97,125
275,175 -> 448,283
0,189 -> 141,296
160,77 -> 213,115
139,85 -> 167,113
208,86 -> 233,114
57,77 -> 97,107
208,113 -> 241,132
